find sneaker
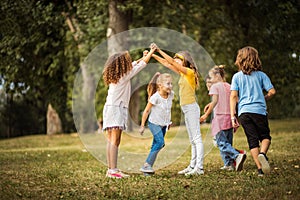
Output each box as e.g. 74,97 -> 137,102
220,165 -> 234,171
239,149 -> 247,154
106,170 -> 129,179
140,165 -> 154,173
178,166 -> 193,175
235,153 -> 246,171
233,150 -> 247,167
257,168 -> 264,177
185,168 -> 204,176
258,153 -> 270,174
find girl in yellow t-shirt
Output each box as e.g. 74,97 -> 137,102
151,43 -> 204,176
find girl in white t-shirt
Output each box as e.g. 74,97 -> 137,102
139,73 -> 174,174
102,47 -> 156,179
200,65 -> 246,171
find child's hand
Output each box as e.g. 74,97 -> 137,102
231,117 -> 240,129
139,126 -> 145,135
200,115 -> 207,123
204,103 -> 211,113
168,122 -> 172,130
143,50 -> 149,57
150,43 -> 159,51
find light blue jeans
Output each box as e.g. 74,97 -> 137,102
181,102 -> 204,169
145,121 -> 167,166
216,128 -> 239,166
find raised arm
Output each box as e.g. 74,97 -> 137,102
142,46 -> 156,63
135,46 -> 156,64
152,54 -> 180,74
151,43 -> 188,74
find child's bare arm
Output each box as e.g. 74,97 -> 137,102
230,90 -> 239,128
152,54 -> 179,74
139,102 -> 153,135
200,95 -> 218,122
151,43 -> 187,74
265,88 -> 276,100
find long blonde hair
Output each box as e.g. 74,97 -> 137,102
147,73 -> 172,99
235,46 -> 262,75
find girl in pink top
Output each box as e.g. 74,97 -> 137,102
200,65 -> 246,171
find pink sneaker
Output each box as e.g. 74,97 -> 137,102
106,170 -> 129,179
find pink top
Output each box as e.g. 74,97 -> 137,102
209,82 -> 232,136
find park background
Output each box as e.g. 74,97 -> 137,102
0,0 -> 299,138
0,1 -> 300,199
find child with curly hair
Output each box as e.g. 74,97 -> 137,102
102,47 -> 156,178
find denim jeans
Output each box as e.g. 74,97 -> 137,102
145,121 -> 167,166
181,102 -> 204,169
215,128 -> 239,166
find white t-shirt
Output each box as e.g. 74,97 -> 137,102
105,61 -> 147,108
148,91 -> 174,126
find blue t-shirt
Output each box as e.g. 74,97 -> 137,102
231,71 -> 274,116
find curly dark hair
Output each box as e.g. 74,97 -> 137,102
176,51 -> 200,88
102,51 -> 133,85
235,46 -> 262,75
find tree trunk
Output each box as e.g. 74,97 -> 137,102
107,0 -> 139,132
47,104 -> 62,135
63,2 -> 96,133
107,0 -> 130,55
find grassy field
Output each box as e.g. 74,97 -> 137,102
0,119 -> 299,200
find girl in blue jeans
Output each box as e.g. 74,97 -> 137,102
201,65 -> 246,171
139,73 -> 174,173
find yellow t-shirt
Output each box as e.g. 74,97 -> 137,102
178,68 -> 196,106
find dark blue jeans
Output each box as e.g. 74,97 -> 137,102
145,121 -> 167,166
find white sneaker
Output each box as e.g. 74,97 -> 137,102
178,166 -> 193,175
258,153 -> 270,174
235,153 -> 246,171
220,165 -> 234,171
185,168 -> 204,176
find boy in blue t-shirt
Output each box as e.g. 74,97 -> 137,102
230,46 -> 276,176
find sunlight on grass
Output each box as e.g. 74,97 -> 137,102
0,119 -> 299,199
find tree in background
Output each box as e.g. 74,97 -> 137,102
0,0 -> 298,137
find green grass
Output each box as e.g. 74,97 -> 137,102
0,119 -> 299,200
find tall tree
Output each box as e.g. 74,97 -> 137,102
0,0 -> 68,137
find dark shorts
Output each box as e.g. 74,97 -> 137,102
239,113 -> 271,149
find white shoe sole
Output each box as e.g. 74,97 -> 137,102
235,154 -> 246,171
258,154 -> 270,174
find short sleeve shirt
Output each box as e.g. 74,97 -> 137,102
178,68 -> 196,106
231,71 -> 274,116
209,82 -> 231,114
148,91 -> 174,126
